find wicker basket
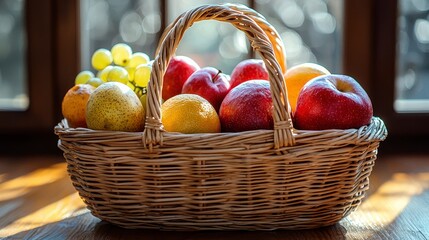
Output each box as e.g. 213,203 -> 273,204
55,4 -> 387,230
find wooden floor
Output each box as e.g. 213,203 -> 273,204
0,152 -> 428,239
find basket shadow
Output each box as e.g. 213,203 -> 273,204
3,210 -> 96,240
4,213 -> 347,240
90,220 -> 348,240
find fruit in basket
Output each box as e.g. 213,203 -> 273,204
92,44 -> 152,113
181,67 -> 230,112
283,63 -> 330,113
62,84 -> 96,128
111,43 -> 133,66
86,82 -> 145,132
97,65 -> 113,82
161,94 -> 220,134
139,94 -> 147,111
294,74 -> 373,130
106,66 -> 129,84
91,48 -> 113,71
75,70 -> 95,85
127,52 -> 150,68
134,64 -> 152,88
219,80 -> 273,132
126,53 -> 151,80
86,77 -> 104,87
162,56 -> 200,101
229,59 -> 269,90
129,63 -> 152,111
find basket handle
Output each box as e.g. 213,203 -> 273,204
143,4 -> 295,149
156,3 -> 287,75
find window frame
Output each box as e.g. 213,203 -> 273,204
0,0 -> 55,133
344,0 -> 429,138
374,0 -> 429,137
0,0 -> 79,154
0,0 -> 79,132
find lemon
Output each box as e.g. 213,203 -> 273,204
161,94 -> 221,134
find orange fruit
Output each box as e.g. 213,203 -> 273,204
62,84 -> 96,128
284,63 -> 330,113
161,94 -> 221,134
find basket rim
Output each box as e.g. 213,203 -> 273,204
55,116 -> 387,145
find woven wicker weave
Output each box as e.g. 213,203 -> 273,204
55,4 -> 387,230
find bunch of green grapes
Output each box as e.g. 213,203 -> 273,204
73,43 -> 152,107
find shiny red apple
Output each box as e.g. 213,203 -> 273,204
162,56 -> 200,100
219,80 -> 273,132
294,74 -> 373,130
229,59 -> 269,90
181,67 -> 230,112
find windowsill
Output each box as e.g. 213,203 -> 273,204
394,99 -> 429,113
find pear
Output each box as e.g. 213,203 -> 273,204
86,82 -> 145,132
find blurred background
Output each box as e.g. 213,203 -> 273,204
395,0 -> 429,112
0,0 -> 428,154
0,0 -> 27,110
79,0 -> 343,77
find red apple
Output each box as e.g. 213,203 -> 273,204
219,80 -> 273,132
162,56 -> 200,100
294,74 -> 373,130
229,59 -> 269,90
181,67 -> 230,112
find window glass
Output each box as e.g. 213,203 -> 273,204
0,0 -> 28,110
255,0 -> 343,73
80,0 -> 161,69
167,0 -> 249,74
395,0 -> 429,112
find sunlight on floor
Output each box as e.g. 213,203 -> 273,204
347,172 -> 429,239
0,161 -> 88,238
0,163 -> 66,202
0,192 -> 87,238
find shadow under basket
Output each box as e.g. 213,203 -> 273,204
55,3 -> 387,230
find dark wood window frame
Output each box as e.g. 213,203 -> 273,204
1,0 -> 427,154
0,0 -> 79,154
0,0 -> 56,133
344,0 -> 429,152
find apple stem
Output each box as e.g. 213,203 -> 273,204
213,69 -> 222,82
